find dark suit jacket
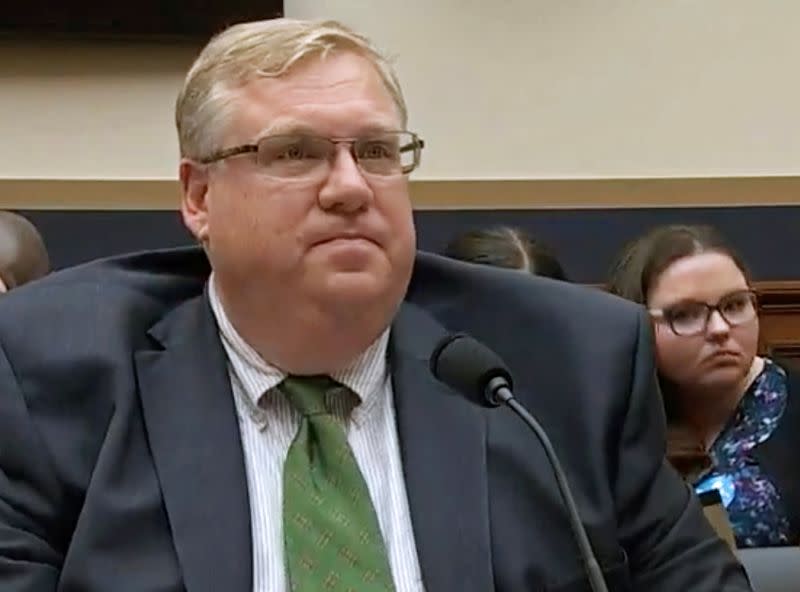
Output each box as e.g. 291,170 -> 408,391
0,248 -> 750,591
754,360 -> 800,539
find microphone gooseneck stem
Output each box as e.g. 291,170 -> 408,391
494,383 -> 609,592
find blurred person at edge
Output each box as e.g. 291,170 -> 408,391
0,211 -> 49,293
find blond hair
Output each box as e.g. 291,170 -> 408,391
175,18 -> 407,160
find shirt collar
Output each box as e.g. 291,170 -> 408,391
208,274 -> 390,422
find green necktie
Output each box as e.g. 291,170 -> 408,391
281,375 -> 396,592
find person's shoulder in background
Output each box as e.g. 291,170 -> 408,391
410,248 -> 640,339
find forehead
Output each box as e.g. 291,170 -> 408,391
226,51 -> 401,141
647,252 -> 749,307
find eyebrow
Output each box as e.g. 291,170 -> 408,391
658,289 -> 752,309
257,121 -> 314,137
255,119 -> 402,138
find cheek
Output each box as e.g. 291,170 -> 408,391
207,192 -> 255,235
654,329 -> 701,381
732,319 -> 760,358
205,180 -> 311,264
373,181 -> 416,249
392,203 -> 416,252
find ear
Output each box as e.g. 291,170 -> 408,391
179,159 -> 210,243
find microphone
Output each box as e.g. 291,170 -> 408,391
430,333 -> 610,592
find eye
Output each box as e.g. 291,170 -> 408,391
260,135 -> 327,165
357,140 -> 396,160
666,303 -> 705,323
723,298 -> 745,313
275,141 -> 307,161
721,292 -> 752,314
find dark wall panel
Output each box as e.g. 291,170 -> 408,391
413,206 -> 800,282
21,210 -> 194,270
18,206 -> 800,283
2,1 -> 283,39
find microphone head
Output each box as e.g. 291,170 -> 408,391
429,333 -> 513,407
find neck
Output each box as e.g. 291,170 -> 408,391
214,277 -> 395,375
675,356 -> 764,449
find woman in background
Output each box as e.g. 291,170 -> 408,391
608,224 -> 800,548
443,226 -> 568,280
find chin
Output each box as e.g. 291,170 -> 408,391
697,367 -> 748,391
321,270 -> 391,302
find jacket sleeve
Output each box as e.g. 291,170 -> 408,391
615,309 -> 752,591
0,343 -> 63,591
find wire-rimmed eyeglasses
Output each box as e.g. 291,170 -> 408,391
198,130 -> 424,179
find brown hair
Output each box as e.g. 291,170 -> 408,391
607,224 -> 749,479
607,224 -> 750,305
444,226 -> 568,281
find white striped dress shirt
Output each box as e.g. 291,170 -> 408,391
208,278 -> 425,592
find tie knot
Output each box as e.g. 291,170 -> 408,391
280,375 -> 342,417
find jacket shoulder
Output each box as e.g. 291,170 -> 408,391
0,247 -> 209,366
409,250 -> 643,333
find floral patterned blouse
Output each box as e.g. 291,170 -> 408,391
694,358 -> 796,547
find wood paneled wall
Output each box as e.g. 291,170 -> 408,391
758,280 -> 800,362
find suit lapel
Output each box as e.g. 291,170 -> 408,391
755,361 -> 800,535
135,293 -> 252,592
390,303 -> 495,591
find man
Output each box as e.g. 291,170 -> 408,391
0,18 -> 750,591
0,211 -> 49,293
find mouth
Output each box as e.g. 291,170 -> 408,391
705,350 -> 740,363
311,233 -> 379,248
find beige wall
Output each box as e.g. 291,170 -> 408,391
0,40 -> 196,181
288,0 -> 800,180
1,1 -> 799,188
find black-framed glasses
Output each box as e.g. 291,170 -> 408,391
649,289 -> 758,336
198,130 -> 424,178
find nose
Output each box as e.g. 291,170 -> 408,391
317,144 -> 373,213
705,309 -> 731,340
